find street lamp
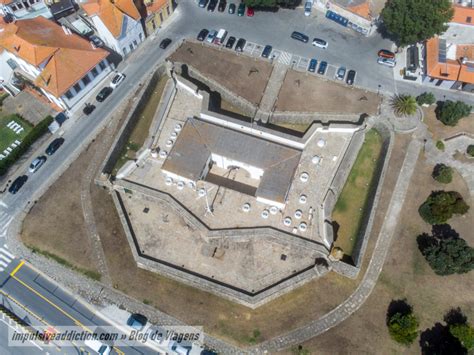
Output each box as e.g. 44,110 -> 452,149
377,84 -> 382,95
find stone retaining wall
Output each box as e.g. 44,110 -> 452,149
270,112 -> 362,125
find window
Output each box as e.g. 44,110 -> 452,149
467,17 -> 472,24
159,12 -> 163,22
82,74 -> 91,86
73,83 -> 82,93
133,40 -> 138,47
65,90 -> 74,100
122,47 -> 127,55
99,61 -> 106,70
129,44 -> 133,51
166,6 -> 170,16
91,67 -> 98,77
139,33 -> 143,42
152,19 -> 156,30
17,3 -> 23,9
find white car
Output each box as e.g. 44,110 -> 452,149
304,1 -> 313,16
312,38 -> 328,49
377,57 -> 396,67
110,72 -> 125,88
29,156 -> 46,173
84,339 -> 111,355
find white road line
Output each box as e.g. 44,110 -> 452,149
0,260 -> 8,268
0,254 -> 11,263
0,247 -> 14,259
0,201 -> 8,208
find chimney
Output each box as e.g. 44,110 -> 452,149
61,25 -> 71,35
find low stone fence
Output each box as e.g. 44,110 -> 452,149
270,112 -> 363,125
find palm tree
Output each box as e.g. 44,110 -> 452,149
390,94 -> 417,116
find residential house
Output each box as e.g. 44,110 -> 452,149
0,0 -> 52,20
81,0 -> 145,57
451,1 -> 474,26
142,0 -> 172,35
0,16 -> 112,110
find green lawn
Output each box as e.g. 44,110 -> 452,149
332,129 -> 383,259
0,114 -> 32,153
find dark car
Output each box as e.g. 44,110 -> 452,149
127,314 -> 148,330
197,29 -> 209,41
198,0 -> 208,8
207,0 -> 217,11
291,31 -> 309,43
346,69 -> 356,85
226,36 -> 236,49
237,2 -> 245,16
218,0 -> 226,12
96,86 -> 113,102
228,3 -> 236,13
159,38 -> 172,49
45,137 -> 65,156
8,175 -> 28,194
235,38 -> 246,52
317,61 -> 328,75
261,45 -> 272,58
83,103 -> 96,115
90,35 -> 104,48
308,59 -> 318,72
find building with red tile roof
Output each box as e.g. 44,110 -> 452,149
0,16 -> 112,110
451,4 -> 474,26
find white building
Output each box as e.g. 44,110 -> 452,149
81,0 -> 145,57
0,0 -> 52,20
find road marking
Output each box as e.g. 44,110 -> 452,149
0,201 -> 8,208
9,260 -> 24,276
0,247 -> 14,259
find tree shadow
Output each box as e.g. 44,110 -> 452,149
420,323 -> 466,355
375,21 -> 399,44
386,299 -> 412,324
431,224 -> 459,240
444,307 -> 468,326
417,233 -> 437,255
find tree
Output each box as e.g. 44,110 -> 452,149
467,145 -> 474,157
418,191 -> 470,225
435,100 -> 472,126
387,312 -> 419,345
450,323 -> 474,350
390,94 -> 417,116
417,230 -> 474,275
381,0 -> 453,46
416,92 -> 436,106
432,164 -> 453,184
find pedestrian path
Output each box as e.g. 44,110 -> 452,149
0,210 -> 13,238
278,51 -> 292,65
256,62 -> 288,123
0,245 -> 15,272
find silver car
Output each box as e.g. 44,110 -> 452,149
336,66 -> 346,80
206,30 -> 217,43
29,156 -> 46,173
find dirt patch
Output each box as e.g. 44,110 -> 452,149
168,42 -> 272,105
275,70 -> 380,114
291,137 -> 474,354
423,106 -> 474,141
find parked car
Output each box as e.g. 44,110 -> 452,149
308,59 -> 318,72
235,38 -> 246,52
159,38 -> 172,49
8,175 -> 28,194
206,30 -> 217,43
110,72 -> 125,88
45,137 -> 65,156
168,341 -> 191,355
84,339 -> 111,355
197,29 -> 209,41
317,61 -> 327,75
228,3 -> 236,14
261,45 -> 272,58
218,0 -> 226,12
378,49 -> 395,59
246,7 -> 254,16
127,314 -> 147,330
29,156 -> 47,173
377,57 -> 396,67
291,31 -> 309,43
237,3 -> 245,16
226,36 -> 236,49
207,0 -> 217,11
83,103 -> 96,115
336,66 -> 346,80
198,0 -> 208,8
96,86 -> 113,102
312,37 -> 328,49
304,1 -> 313,16
90,35 -> 104,48
346,69 -> 356,85
213,28 -> 228,45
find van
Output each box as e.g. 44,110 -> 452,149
84,339 -> 111,355
213,29 -> 228,45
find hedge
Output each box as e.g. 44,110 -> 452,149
0,115 -> 54,176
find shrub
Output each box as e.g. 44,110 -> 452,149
417,232 -> 474,275
387,312 -> 419,345
450,323 -> 474,350
416,92 -> 436,106
390,94 -> 418,116
432,164 -> 453,184
0,115 -> 53,176
467,145 -> 474,157
436,140 -> 445,151
418,191 -> 469,224
435,100 -> 471,126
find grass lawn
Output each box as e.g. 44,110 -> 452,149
0,114 -> 32,153
112,76 -> 169,175
332,129 -> 383,258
